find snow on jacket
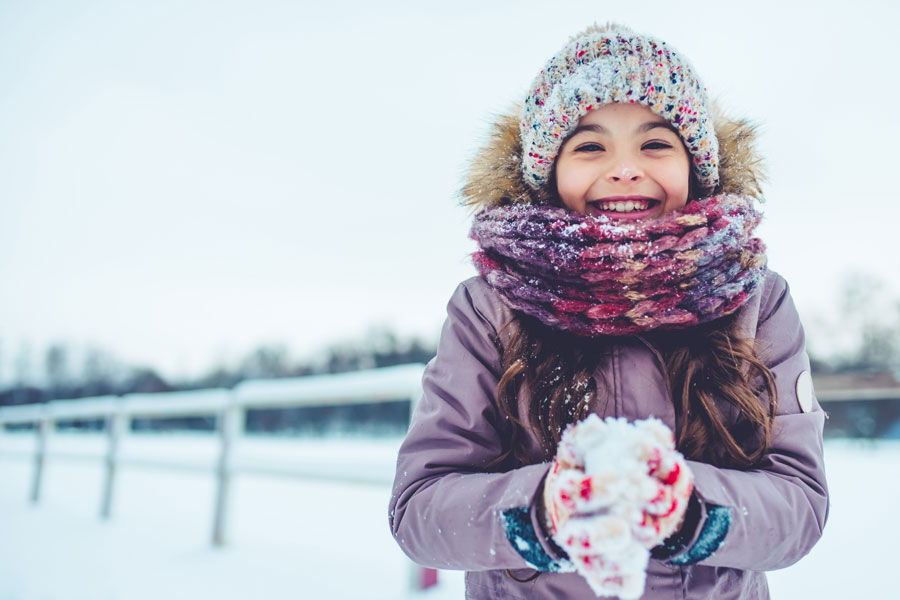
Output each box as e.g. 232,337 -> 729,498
388,108 -> 829,599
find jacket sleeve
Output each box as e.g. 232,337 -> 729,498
661,274 -> 829,571
388,280 -> 567,572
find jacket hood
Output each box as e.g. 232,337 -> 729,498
460,103 -> 765,211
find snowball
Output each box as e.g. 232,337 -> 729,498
551,415 -> 686,599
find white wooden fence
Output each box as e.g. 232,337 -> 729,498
0,364 -> 434,590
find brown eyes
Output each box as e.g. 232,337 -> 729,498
572,141 -> 674,153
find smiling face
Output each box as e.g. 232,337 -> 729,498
554,103 -> 692,219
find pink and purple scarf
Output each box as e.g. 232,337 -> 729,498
469,195 -> 767,336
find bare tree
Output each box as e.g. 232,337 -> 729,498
44,343 -> 70,399
240,344 -> 292,379
831,272 -> 900,374
81,347 -> 121,397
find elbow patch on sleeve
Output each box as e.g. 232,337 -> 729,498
666,504 -> 732,566
500,507 -> 573,573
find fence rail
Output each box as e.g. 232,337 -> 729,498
0,364 -> 431,592
815,388 -> 900,402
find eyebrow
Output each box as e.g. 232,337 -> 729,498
569,123 -> 608,137
638,121 -> 680,135
568,120 -> 680,137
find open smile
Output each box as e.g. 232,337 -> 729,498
587,196 -> 661,219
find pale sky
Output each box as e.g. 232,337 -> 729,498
1,0 -> 897,382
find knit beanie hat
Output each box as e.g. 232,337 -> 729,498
521,23 -> 719,192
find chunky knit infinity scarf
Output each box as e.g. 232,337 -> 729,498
469,195 -> 767,336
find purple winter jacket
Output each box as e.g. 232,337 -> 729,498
388,269 -> 828,599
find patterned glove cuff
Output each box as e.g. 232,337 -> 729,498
500,506 -> 574,572
650,492 -> 732,566
498,467 -> 575,573
650,492 -> 703,560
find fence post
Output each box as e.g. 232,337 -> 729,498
212,393 -> 243,547
29,409 -> 51,504
100,402 -> 128,520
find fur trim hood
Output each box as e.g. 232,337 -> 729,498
460,103 -> 765,211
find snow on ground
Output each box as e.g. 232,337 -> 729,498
0,432 -> 895,599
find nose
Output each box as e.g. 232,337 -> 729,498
607,162 -> 643,183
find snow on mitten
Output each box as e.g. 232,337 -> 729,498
542,456 -> 627,535
542,415 -> 693,598
542,414 -> 624,534
628,419 -> 694,548
557,514 -> 649,599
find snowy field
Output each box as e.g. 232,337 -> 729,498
0,432 -> 895,599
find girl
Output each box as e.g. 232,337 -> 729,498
389,23 -> 828,599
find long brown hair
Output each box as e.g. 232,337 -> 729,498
491,311 -> 777,470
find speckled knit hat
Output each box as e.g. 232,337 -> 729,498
521,23 -> 719,192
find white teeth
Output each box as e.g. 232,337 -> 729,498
597,200 -> 650,212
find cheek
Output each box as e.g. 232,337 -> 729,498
659,161 -> 691,210
554,161 -> 590,211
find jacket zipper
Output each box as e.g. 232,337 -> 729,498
634,334 -> 673,400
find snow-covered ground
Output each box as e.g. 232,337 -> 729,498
0,432 -> 894,599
